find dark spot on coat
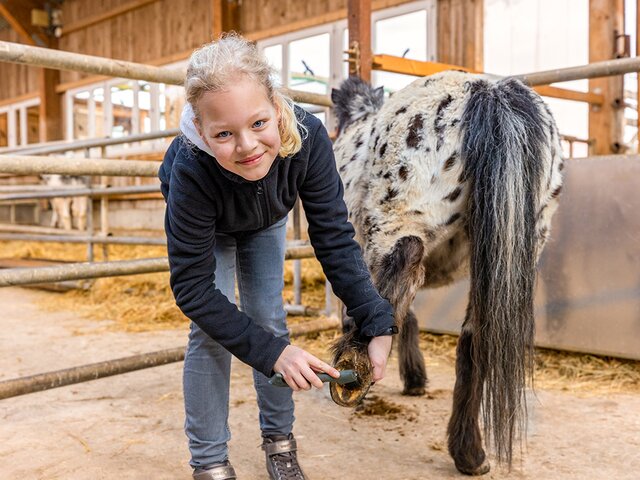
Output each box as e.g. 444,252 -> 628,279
444,213 -> 461,226
384,187 -> 398,202
443,153 -> 457,171
398,166 -> 408,180
349,154 -> 358,163
379,143 -> 387,157
406,114 -> 423,148
551,185 -> 562,198
443,186 -> 462,202
559,161 -> 565,171
450,119 -> 460,127
374,134 -> 380,150
423,78 -> 433,87
395,106 -> 407,115
383,171 -> 392,179
409,209 -> 423,215
458,169 -> 468,183
434,94 -> 453,151
339,164 -> 347,173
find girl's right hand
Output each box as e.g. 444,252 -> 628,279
273,345 -> 340,391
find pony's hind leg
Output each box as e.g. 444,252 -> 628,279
399,308 -> 427,395
370,235 -> 427,396
447,304 -> 490,475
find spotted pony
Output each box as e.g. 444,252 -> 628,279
330,71 -> 563,475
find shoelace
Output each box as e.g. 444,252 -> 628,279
270,451 -> 305,480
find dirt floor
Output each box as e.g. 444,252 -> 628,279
1,286 -> 640,480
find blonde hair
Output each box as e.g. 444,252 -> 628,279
185,33 -> 305,158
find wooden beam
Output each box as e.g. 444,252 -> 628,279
38,30 -> 62,142
372,54 -> 604,105
212,0 -> 223,38
61,0 -> 159,36
437,0 -> 483,71
348,0 -> 372,81
589,0 -> 625,155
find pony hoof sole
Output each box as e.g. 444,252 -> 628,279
402,386 -> 426,396
457,461 -> 490,476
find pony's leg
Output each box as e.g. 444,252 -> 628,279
447,304 -> 490,475
398,308 -> 427,395
370,235 -> 427,396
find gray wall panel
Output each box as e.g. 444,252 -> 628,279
414,155 -> 640,360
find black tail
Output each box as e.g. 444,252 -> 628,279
461,78 -> 547,465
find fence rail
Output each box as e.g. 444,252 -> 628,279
0,155 -> 160,176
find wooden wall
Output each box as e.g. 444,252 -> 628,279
437,0 -> 483,70
0,27 -> 39,103
241,0 -> 348,33
58,0 -> 214,85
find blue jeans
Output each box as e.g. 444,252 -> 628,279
183,216 -> 293,468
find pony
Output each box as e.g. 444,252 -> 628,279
330,71 -> 563,475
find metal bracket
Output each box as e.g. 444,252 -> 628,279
345,40 -> 361,77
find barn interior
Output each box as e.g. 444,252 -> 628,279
0,1 -> 639,479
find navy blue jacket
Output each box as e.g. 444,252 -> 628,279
159,109 -> 394,377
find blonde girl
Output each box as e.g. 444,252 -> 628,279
159,34 -> 395,480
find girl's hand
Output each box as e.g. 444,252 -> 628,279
273,345 -> 340,391
368,335 -> 393,382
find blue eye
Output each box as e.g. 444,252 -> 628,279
216,131 -> 231,138
253,120 -> 265,128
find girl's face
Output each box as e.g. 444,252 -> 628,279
194,76 -> 282,182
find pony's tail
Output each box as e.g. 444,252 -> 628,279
460,78 -> 546,466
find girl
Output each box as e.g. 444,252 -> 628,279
159,34 -> 396,480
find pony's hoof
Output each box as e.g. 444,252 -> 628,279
402,386 -> 426,396
457,460 -> 490,476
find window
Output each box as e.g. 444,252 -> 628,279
258,1 -> 436,130
64,60 -> 186,155
484,0 -> 590,157
0,98 -> 40,148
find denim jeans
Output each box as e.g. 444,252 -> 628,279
183,216 -> 293,468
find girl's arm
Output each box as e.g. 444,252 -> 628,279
298,120 -> 396,340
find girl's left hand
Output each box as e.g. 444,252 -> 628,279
368,335 -> 393,382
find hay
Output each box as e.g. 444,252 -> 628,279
0,240 -> 328,333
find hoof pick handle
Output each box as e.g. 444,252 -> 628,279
269,369 -> 359,388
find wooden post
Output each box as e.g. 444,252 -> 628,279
437,0 -> 483,71
39,38 -> 63,143
347,0 -> 372,82
589,0 -> 625,155
212,0 -> 241,37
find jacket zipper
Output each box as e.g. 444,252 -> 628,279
256,181 -> 270,228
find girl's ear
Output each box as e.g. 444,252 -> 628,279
193,118 -> 203,138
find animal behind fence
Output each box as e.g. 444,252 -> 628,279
330,71 -> 563,475
41,174 -> 88,231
